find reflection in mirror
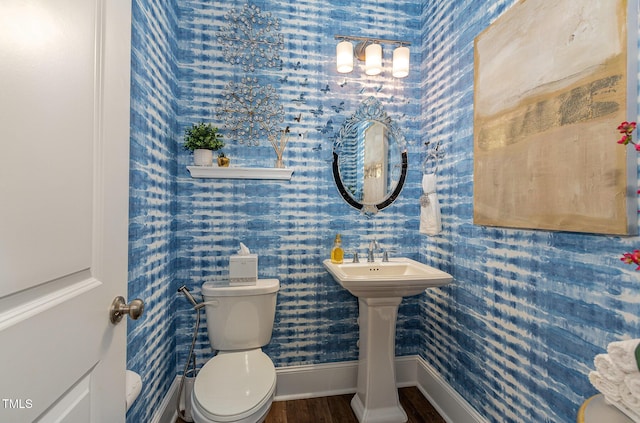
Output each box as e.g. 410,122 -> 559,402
332,97 -> 407,215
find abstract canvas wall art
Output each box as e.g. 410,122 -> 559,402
473,0 -> 637,235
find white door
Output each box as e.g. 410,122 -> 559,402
0,0 -> 132,421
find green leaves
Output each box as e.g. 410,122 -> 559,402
183,123 -> 224,151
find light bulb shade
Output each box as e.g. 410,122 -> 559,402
392,46 -> 410,78
336,41 -> 354,73
365,43 -> 382,76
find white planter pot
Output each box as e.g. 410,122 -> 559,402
193,149 -> 213,166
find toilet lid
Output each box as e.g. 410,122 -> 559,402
193,350 -> 276,421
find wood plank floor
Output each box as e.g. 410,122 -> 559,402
177,387 -> 446,423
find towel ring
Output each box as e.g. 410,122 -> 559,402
423,141 -> 444,174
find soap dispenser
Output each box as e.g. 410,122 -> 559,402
330,234 -> 344,264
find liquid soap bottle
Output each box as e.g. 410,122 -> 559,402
330,234 -> 344,264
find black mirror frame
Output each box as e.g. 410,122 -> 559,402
332,151 -> 408,214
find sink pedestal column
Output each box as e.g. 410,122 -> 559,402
351,297 -> 407,423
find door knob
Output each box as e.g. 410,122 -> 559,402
109,296 -> 145,324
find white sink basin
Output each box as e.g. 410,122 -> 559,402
323,257 -> 452,298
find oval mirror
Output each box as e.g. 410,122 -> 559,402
332,97 -> 408,215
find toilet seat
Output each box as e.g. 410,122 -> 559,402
192,349 -> 276,423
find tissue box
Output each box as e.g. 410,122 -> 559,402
229,254 -> 258,285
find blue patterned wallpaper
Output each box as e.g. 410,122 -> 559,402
173,0 -> 424,369
419,1 -> 640,422
127,0 -> 640,422
127,0 -> 180,421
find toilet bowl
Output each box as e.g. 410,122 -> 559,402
191,350 -> 276,423
191,279 -> 279,423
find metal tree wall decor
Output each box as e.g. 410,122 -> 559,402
216,3 -> 285,147
216,3 -> 284,72
218,77 -> 284,146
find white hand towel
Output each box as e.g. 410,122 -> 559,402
626,373 -> 640,398
608,339 -> 640,373
594,353 -> 626,383
419,173 -> 442,236
589,370 -> 621,402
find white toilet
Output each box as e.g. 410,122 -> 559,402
191,279 -> 279,423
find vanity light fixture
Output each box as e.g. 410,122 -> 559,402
365,43 -> 382,75
392,44 -> 410,78
334,35 -> 410,78
336,40 -> 354,73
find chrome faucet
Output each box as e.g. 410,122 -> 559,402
367,239 -> 379,262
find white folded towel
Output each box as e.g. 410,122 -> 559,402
621,380 -> 640,410
589,370 -> 621,402
594,353 -> 626,383
419,173 -> 442,236
626,373 -> 640,398
608,339 -> 640,373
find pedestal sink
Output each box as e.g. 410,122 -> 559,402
323,257 -> 453,423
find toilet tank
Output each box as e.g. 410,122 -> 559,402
201,279 -> 279,351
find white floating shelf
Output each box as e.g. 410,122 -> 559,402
187,166 -> 293,180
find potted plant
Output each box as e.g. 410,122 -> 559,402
217,152 -> 230,167
183,122 -> 224,166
